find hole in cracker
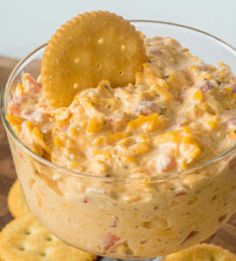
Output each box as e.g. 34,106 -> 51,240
119,71 -> 124,75
142,221 -> 152,229
39,252 -> 47,257
96,64 -> 101,69
24,230 -> 32,235
17,245 -> 26,251
45,235 -> 53,241
209,255 -> 215,261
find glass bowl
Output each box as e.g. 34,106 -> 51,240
1,20 -> 236,259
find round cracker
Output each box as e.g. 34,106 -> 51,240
7,180 -> 30,218
41,11 -> 147,106
164,243 -> 236,261
0,214 -> 96,261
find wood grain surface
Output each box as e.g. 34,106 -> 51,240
0,55 -> 235,254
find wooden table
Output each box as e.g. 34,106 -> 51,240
0,56 -> 235,254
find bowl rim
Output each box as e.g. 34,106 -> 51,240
1,19 -> 236,181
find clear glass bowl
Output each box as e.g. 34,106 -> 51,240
1,21 -> 236,259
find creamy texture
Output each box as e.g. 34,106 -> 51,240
8,37 -> 236,180
6,37 -> 236,257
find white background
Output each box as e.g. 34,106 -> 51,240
0,0 -> 235,58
